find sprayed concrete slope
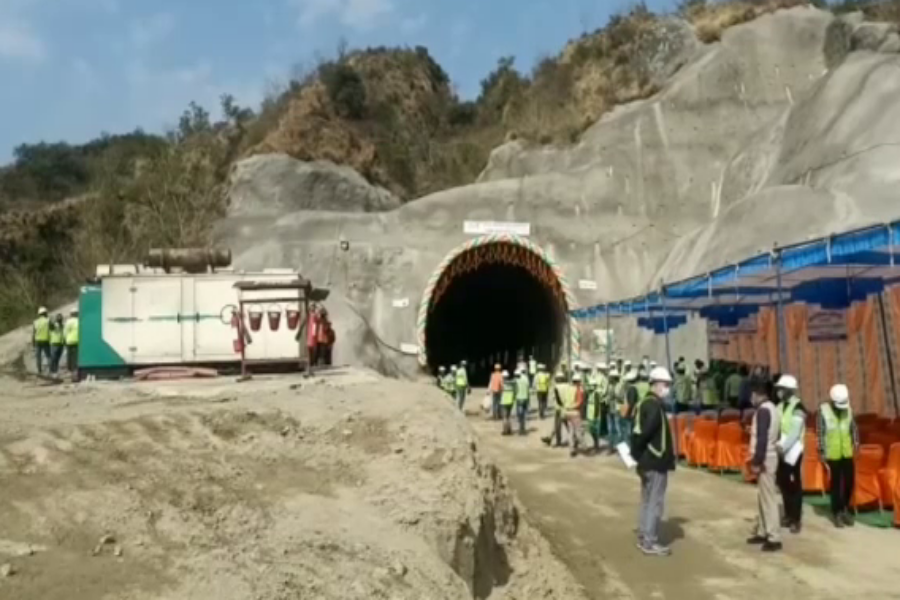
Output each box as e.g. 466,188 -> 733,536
218,6 -> 900,372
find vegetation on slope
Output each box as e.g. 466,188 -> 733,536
1,0 -> 898,333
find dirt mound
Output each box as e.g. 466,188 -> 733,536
0,369 -> 585,599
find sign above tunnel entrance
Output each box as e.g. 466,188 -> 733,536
463,221 -> 531,237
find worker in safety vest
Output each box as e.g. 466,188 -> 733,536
566,372 -> 586,457
672,361 -> 693,413
436,366 -> 446,389
817,384 -> 860,528
48,314 -> 65,376
528,355 -> 537,387
698,363 -> 720,411
500,371 -> 515,436
585,368 -> 604,453
631,366 -> 676,556
515,367 -> 531,435
32,307 -> 51,375
442,366 -> 456,397
542,370 -> 570,448
746,374 -> 783,552
619,367 -> 639,445
774,374 -> 806,534
64,308 -> 79,381
489,364 -> 504,420
534,364 -> 551,419
455,361 -> 470,412
605,367 -> 622,454
589,363 -> 609,451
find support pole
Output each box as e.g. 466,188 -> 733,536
774,249 -> 788,372
605,303 -> 612,369
661,287 -> 672,372
566,316 -> 573,381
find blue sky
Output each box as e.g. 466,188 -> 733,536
0,0 -> 678,163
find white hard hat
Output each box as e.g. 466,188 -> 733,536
572,372 -> 583,383
438,366 -> 445,372
597,362 -> 607,371
609,368 -> 620,378
573,361 -> 583,370
69,308 -> 78,315
649,361 -> 658,368
38,306 -> 48,315
538,363 -> 545,369
554,370 -> 567,381
461,360 -> 467,365
624,359 -> 632,367
624,369 -> 638,382
776,374 -> 798,390
502,370 -> 510,378
450,364 -> 456,370
830,384 -> 850,409
649,366 -> 673,384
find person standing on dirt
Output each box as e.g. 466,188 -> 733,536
48,314 -> 65,376
534,364 -> 551,419
746,376 -> 783,552
32,306 -> 51,375
528,355 -> 537,388
500,370 -> 515,436
774,374 -> 806,534
542,369 -> 571,448
631,367 -> 676,557
455,361 -> 469,412
305,304 -> 320,368
606,367 -> 622,454
566,372 -> 586,457
64,308 -> 79,380
316,308 -> 334,366
515,366 -> 531,436
489,364 -> 504,420
817,384 -> 860,529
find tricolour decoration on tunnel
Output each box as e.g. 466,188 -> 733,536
416,233 -> 580,367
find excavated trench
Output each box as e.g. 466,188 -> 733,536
424,244 -> 567,386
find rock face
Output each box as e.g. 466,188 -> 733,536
228,155 -> 400,216
218,6 -> 900,371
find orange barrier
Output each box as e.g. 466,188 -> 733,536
713,422 -> 744,472
719,409 -> 740,424
674,415 -> 688,459
689,419 -> 717,466
680,414 -> 696,460
802,432 -> 829,495
878,443 -> 900,509
852,445 -> 886,511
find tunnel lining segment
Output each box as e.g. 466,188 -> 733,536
416,234 -> 580,367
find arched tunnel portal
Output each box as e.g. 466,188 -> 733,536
417,235 -> 580,387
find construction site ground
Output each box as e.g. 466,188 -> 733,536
467,404 -> 900,600
0,369 -> 898,599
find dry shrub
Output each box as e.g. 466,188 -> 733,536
682,0 -> 811,43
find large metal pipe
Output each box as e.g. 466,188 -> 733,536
146,248 -> 232,273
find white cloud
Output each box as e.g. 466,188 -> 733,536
290,0 -> 395,31
0,20 -> 46,62
130,12 -> 176,49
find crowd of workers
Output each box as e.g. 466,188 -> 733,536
303,304 -> 336,367
435,354 -> 863,557
32,306 -> 79,379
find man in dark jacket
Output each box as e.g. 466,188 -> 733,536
631,366 -> 676,557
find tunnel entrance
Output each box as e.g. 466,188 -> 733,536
420,239 -> 571,387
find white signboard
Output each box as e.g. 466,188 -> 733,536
400,343 -> 419,355
392,298 -> 410,308
463,221 -> 531,237
578,280 -> 598,291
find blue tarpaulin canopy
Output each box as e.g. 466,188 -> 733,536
572,220 -> 900,334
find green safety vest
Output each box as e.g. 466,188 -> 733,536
49,326 -> 63,346
501,381 -> 515,406
515,375 -> 530,402
821,403 -> 854,461
674,375 -> 693,404
614,380 -> 626,408
535,371 -> 550,393
635,381 -> 650,402
528,359 -> 537,375
593,374 -> 609,404
455,368 -> 468,389
556,383 -> 576,412
64,317 -> 79,345
701,377 -> 720,406
33,316 -> 50,343
442,374 -> 455,393
586,388 -> 601,421
779,396 -> 802,436
633,394 -> 669,458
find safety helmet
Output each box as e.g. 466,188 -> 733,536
624,369 -> 638,383
461,360 -> 467,366
649,361 -> 658,369
624,359 -> 632,368
596,362 -> 607,371
450,364 -> 456,371
38,306 -> 48,315
572,372 -> 583,383
70,308 -> 78,316
649,366 -> 673,384
776,374 -> 798,390
609,368 -> 620,378
554,370 -> 567,382
538,363 -> 545,370
438,366 -> 446,372
829,384 -> 850,409
502,370 -> 510,378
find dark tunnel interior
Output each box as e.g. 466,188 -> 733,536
425,257 -> 566,386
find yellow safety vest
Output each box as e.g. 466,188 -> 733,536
556,383 -> 576,412
821,403 -> 854,461
515,375 -> 530,402
64,317 -> 79,345
49,327 -> 63,346
779,396 -> 802,436
33,316 -> 50,343
635,381 -> 650,402
535,372 -> 550,393
633,395 -> 669,458
594,374 -> 610,404
455,368 -> 468,389
501,381 -> 515,406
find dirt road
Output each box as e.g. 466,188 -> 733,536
469,414 -> 900,600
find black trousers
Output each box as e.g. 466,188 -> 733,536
777,457 -> 804,525
828,458 -> 855,516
